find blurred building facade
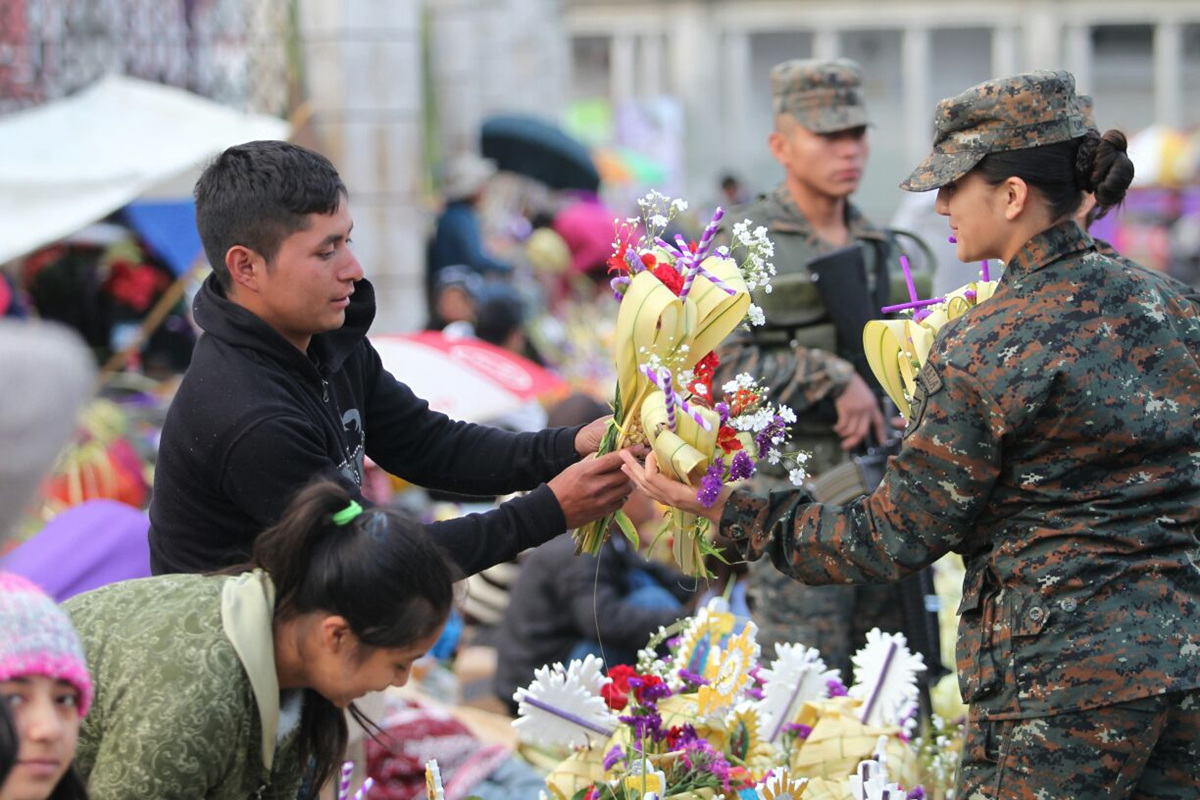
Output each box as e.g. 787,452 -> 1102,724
3,0 -> 1196,331
561,0 -> 1200,222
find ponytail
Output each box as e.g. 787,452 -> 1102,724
236,480 -> 459,798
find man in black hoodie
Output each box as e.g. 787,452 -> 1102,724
149,141 -> 632,576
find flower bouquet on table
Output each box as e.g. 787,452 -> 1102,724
864,257 -> 1001,420
499,597 -> 961,800
576,191 -> 807,576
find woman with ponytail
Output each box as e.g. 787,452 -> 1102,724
624,71 -> 1200,798
62,481 -> 457,799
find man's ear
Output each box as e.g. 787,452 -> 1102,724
768,127 -> 789,167
1003,177 -> 1030,221
226,245 -> 265,294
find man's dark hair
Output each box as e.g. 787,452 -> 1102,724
194,140 -> 347,289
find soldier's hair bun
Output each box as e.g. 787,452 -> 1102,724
1076,129 -> 1134,210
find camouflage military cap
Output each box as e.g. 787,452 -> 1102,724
901,70 -> 1089,192
771,58 -> 869,133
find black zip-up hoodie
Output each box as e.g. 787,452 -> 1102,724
148,275 -> 579,575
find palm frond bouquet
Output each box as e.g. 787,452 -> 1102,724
502,598 -> 962,799
575,192 -> 805,576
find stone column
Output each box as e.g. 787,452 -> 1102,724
1022,7 -> 1059,72
429,0 -> 483,156
902,25 -> 932,169
722,29 -> 751,167
611,33 -> 637,106
1064,23 -> 1093,93
640,33 -> 665,98
299,0 -> 426,333
667,2 -> 717,197
991,24 -> 1019,78
813,27 -> 840,62
1154,19 -> 1183,128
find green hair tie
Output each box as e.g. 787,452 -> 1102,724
332,500 -> 364,526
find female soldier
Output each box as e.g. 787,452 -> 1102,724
65,481 -> 457,799
623,70 -> 1200,798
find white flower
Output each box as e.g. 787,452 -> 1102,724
779,405 -> 797,424
677,369 -> 695,387
767,448 -> 782,465
650,214 -> 669,229
693,383 -> 708,396
747,304 -> 765,327
721,373 -> 757,394
671,199 -> 689,213
788,467 -> 807,485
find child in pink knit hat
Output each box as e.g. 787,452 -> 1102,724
0,571 -> 91,800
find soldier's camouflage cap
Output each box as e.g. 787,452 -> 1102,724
772,58 -> 869,134
901,70 -> 1090,192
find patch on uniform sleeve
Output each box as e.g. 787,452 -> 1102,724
904,362 -> 945,439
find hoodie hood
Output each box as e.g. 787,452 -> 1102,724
193,273 -> 377,376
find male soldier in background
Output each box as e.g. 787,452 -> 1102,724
716,59 -> 941,684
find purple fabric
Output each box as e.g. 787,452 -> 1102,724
1,500 -> 150,602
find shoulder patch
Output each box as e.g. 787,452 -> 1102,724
918,362 -> 944,395
905,363 -> 943,440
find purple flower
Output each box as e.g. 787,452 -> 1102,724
697,460 -> 725,508
641,681 -> 673,703
907,788 -> 926,800
678,668 -> 709,687
619,710 -> 664,744
602,745 -> 625,771
729,450 -> 755,481
680,737 -> 732,790
715,402 -> 730,425
610,275 -> 631,301
784,722 -> 813,740
826,678 -> 848,697
745,686 -> 765,701
964,289 -> 977,303
753,416 -> 788,458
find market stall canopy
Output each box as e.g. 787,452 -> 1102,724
0,74 -> 290,268
371,330 -> 568,424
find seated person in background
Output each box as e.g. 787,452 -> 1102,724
494,395 -> 694,714
427,266 -> 482,334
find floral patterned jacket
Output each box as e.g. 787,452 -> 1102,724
65,571 -> 304,799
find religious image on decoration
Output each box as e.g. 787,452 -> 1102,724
490,597 -> 961,799
576,191 -> 808,576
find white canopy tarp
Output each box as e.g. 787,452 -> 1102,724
0,74 -> 289,267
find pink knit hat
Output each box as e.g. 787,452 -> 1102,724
0,572 -> 92,716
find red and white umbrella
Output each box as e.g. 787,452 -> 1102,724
371,331 -> 568,423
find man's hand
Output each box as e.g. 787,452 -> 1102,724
574,415 -> 611,457
549,450 -> 634,529
832,373 -> 887,450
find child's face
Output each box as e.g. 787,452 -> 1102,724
0,676 -> 81,800
308,621 -> 446,709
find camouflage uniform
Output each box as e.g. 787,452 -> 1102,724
721,71 -> 1200,798
715,59 -> 928,676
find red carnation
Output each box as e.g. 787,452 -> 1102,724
651,263 -> 684,296
601,664 -> 637,711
